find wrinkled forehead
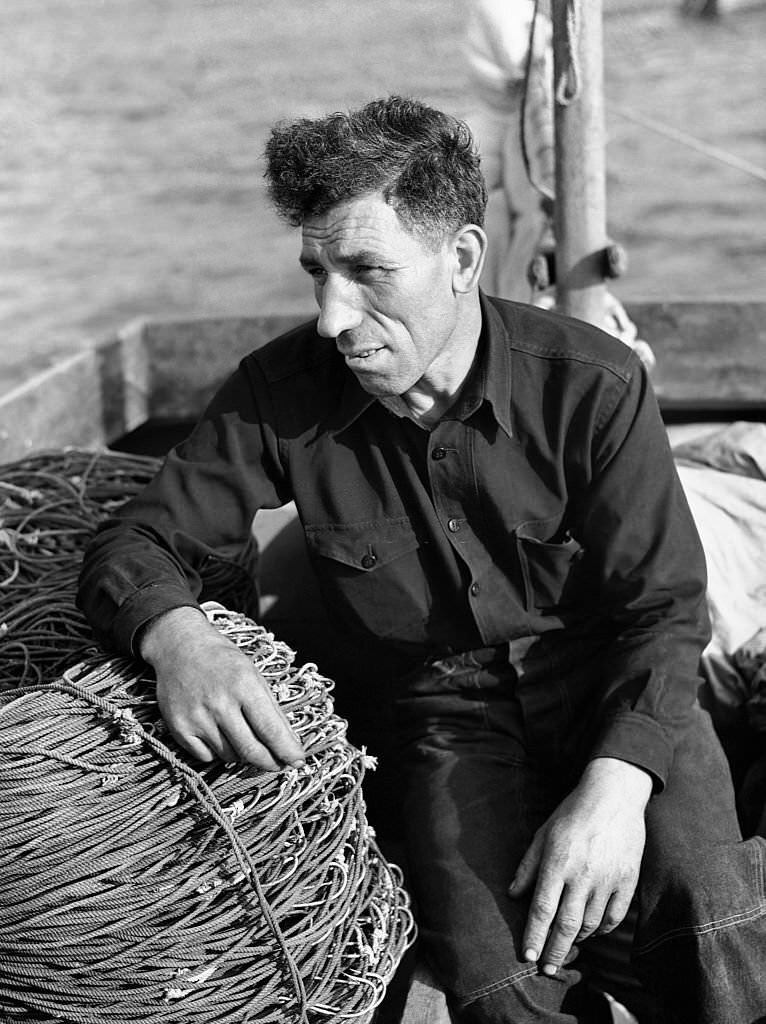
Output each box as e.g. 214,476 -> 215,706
300,193 -> 429,263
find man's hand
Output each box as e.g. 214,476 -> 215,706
508,757 -> 652,975
139,606 -> 306,769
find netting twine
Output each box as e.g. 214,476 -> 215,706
0,449 -> 257,688
0,603 -> 416,1023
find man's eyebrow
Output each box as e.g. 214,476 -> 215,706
299,249 -> 388,269
338,249 -> 387,265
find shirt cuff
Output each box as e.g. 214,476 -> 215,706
112,582 -> 203,658
589,711 -> 675,792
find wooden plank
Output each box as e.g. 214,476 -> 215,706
629,301 -> 766,405
0,350 -> 105,462
142,314 -> 312,419
0,322 -> 150,463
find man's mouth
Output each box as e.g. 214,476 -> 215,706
343,347 -> 383,363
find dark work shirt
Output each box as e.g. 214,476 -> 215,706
78,294 -> 710,787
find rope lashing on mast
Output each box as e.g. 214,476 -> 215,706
554,0 -> 582,105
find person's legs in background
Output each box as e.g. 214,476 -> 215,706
471,99 -> 549,303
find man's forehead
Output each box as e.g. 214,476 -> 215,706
302,197 -> 386,232
300,193 -> 415,256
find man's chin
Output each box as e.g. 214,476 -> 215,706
351,369 -> 395,396
358,382 -> 391,399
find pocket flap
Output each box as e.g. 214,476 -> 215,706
516,517 -> 582,556
305,519 -> 420,571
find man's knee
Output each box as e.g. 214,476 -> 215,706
453,962 -> 581,1024
633,836 -> 766,1024
638,835 -> 766,948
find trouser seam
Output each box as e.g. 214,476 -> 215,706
634,900 -> 766,957
458,963 -> 541,1006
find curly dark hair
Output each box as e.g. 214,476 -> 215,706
264,96 -> 487,247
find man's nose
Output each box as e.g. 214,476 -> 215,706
316,277 -> 362,338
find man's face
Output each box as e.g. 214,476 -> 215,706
299,192 -> 460,398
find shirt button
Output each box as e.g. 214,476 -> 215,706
432,447 -> 448,461
470,582 -> 480,596
361,553 -> 377,569
447,518 -> 461,533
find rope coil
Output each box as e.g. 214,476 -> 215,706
0,449 -> 257,688
0,602 -> 416,1023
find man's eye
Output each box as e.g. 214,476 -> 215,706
307,267 -> 327,282
355,265 -> 386,280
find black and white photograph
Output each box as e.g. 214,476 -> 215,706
1,1 -> 765,1022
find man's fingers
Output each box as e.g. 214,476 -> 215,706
520,871 -> 565,965
154,633 -> 307,767
163,698 -> 301,770
539,881 -> 637,972
594,888 -> 633,935
538,887 -> 588,974
575,892 -> 610,941
225,711 -> 290,771
508,831 -> 543,898
173,731 -> 217,763
241,688 -> 305,766
168,719 -> 278,770
215,731 -> 240,765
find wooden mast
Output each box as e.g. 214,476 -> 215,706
551,0 -> 608,326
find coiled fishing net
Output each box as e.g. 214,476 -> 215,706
0,602 -> 416,1023
0,449 -> 258,687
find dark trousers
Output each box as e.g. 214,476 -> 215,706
394,649 -> 766,1024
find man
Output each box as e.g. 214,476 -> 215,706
78,97 -> 765,1023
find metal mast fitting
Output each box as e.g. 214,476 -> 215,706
551,0 -> 612,326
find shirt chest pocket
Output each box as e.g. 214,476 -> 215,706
303,519 -> 429,640
515,517 -> 585,614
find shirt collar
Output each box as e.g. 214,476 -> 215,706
448,293 -> 513,438
326,291 -> 514,438
478,291 -> 514,440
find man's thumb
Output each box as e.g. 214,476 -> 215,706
508,835 -> 541,898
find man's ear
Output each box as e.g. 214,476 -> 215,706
452,224 -> 487,294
